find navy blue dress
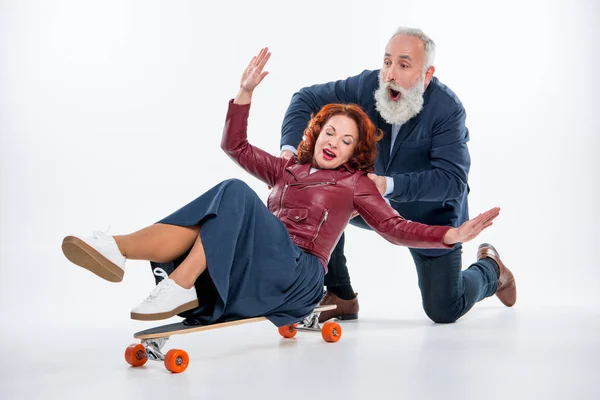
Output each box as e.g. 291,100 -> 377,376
149,178 -> 325,327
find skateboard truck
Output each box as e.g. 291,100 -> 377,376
295,307 -> 329,332
125,305 -> 341,373
141,337 -> 169,362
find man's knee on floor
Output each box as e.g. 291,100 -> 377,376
423,303 -> 461,324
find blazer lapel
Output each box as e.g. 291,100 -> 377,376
376,114 -> 393,169
385,80 -> 435,172
387,116 -> 419,172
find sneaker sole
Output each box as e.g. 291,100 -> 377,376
62,236 -> 124,283
130,300 -> 200,321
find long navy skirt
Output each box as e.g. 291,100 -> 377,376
148,178 -> 325,327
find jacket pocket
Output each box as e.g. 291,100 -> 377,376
286,208 -> 309,223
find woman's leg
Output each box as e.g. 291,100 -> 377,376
114,223 -> 200,263
115,223 -> 207,288
128,229 -> 205,320
166,235 -> 207,289
62,222 -> 200,283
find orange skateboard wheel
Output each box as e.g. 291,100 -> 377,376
278,323 -> 298,338
125,343 -> 148,367
164,349 -> 189,373
321,321 -> 342,343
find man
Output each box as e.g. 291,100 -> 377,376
279,27 -> 516,324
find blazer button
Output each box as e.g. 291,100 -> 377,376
295,216 -> 299,220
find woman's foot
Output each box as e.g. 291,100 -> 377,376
62,231 -> 126,282
130,268 -> 199,321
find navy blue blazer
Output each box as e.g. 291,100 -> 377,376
280,70 -> 471,256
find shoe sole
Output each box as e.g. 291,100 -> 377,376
62,236 -> 124,283
130,300 -> 200,321
319,313 -> 358,323
336,313 -> 358,320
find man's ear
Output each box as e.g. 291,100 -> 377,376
424,65 -> 435,88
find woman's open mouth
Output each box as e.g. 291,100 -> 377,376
323,148 -> 336,161
388,87 -> 401,101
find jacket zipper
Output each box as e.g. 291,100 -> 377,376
296,181 -> 335,191
313,208 -> 329,241
278,183 -> 289,218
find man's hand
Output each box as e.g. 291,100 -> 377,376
280,150 -> 294,159
368,173 -> 387,195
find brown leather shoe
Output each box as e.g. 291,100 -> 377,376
477,243 -> 517,307
317,291 -> 359,322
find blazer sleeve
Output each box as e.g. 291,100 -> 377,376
280,70 -> 374,151
353,173 -> 454,249
221,100 -> 286,187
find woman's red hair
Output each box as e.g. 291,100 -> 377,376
296,104 -> 383,171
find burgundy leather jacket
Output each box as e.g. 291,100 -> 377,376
221,100 -> 452,269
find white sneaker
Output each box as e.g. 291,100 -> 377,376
62,231 -> 126,282
130,268 -> 199,321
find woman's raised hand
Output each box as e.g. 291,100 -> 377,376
240,47 -> 271,93
443,207 -> 501,245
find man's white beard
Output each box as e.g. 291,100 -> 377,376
374,71 -> 426,125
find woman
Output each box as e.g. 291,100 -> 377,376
61,48 -> 499,327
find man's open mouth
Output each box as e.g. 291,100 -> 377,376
323,148 -> 336,160
388,87 -> 401,101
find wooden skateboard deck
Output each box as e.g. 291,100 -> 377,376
124,304 -> 342,373
134,304 -> 337,339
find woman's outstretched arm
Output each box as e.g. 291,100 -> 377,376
353,172 -> 500,248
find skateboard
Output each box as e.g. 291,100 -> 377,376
124,304 -> 342,373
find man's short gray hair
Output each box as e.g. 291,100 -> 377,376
390,27 -> 436,70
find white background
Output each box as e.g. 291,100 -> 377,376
0,0 -> 599,388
